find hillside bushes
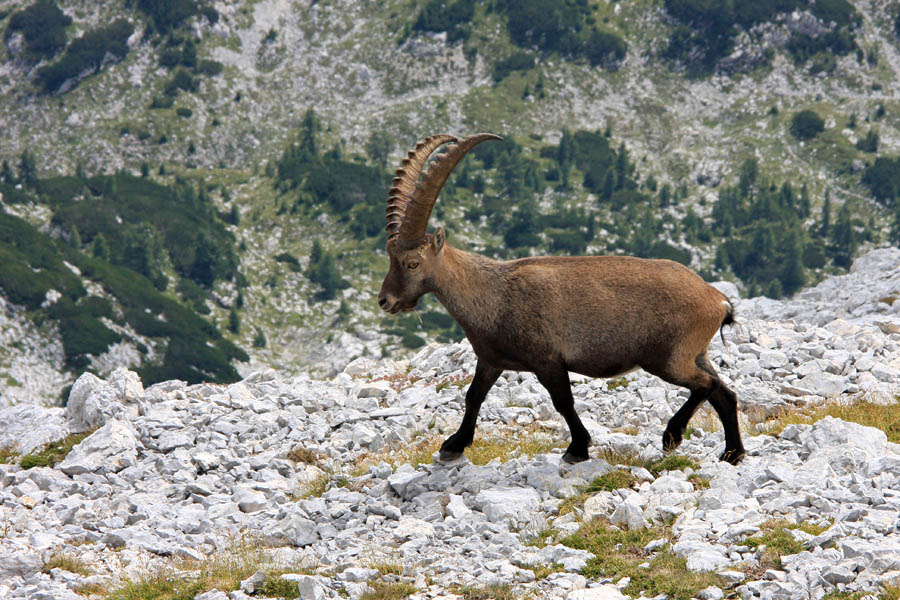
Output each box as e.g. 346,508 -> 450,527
36,19 -> 134,94
5,0 -> 71,63
663,0 -> 859,74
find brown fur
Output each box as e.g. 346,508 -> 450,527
377,135 -> 745,465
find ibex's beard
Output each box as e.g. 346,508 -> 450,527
385,301 -> 418,315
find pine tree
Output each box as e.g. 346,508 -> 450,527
601,170 -> 615,203
819,189 -> 831,238
19,150 -> 37,186
252,328 -> 267,348
765,278 -> 783,299
70,225 -> 82,250
830,201 -> 856,268
615,142 -> 628,190
92,233 -> 110,260
228,308 -> 240,333
799,184 -> 810,218
780,229 -> 807,296
1,160 -> 14,184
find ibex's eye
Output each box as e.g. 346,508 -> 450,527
408,261 -> 419,270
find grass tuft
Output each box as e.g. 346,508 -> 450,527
756,398 -> 900,442
105,536 -> 314,600
19,431 -> 94,469
456,583 -> 519,599
586,469 -> 637,493
0,446 -> 18,464
369,562 -> 402,576
360,581 -> 418,600
562,519 -> 724,600
743,519 -> 829,571
42,552 -> 92,576
286,446 -> 322,466
648,455 -> 700,477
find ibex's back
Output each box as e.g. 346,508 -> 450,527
378,133 -> 746,465
482,255 -> 731,381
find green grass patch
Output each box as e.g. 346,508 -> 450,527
586,469 -> 637,493
648,455 -> 701,477
19,432 -> 93,469
562,520 -> 724,600
0,447 -> 18,464
744,520 -> 829,570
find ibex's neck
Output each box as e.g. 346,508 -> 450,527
429,244 -> 504,334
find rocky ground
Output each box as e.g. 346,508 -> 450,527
0,248 -> 899,600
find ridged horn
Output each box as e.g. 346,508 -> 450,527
385,134 -> 456,243
389,133 -> 503,246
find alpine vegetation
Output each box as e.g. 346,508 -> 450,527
378,134 -> 745,466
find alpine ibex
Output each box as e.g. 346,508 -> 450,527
378,133 -> 745,465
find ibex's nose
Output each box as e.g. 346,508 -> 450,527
378,297 -> 388,308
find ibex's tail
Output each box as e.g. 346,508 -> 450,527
719,300 -> 735,346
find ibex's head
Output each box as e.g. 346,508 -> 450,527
378,133 -> 501,314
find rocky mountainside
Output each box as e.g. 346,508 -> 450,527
1,247 -> 899,599
2,0 -> 900,406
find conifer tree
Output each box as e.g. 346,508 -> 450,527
228,308 -> 240,333
1,160 -> 14,184
19,150 -> 37,186
92,233 -> 110,260
819,188 -> 831,238
780,229 -> 806,295
830,201 -> 856,268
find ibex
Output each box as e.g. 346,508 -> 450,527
378,134 -> 745,465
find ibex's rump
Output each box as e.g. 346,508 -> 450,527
378,134 -> 745,465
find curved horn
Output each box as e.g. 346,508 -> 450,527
388,133 -> 503,245
386,134 -> 456,242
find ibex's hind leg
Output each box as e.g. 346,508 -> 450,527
535,367 -> 591,464
439,360 -> 503,462
649,353 -> 745,465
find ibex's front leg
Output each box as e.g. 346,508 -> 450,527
535,367 -> 591,464
439,360 -> 503,462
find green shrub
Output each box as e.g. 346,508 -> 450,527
862,156 -> 900,204
492,51 -> 534,82
36,19 -> 133,94
789,109 -> 825,140
412,0 -> 474,42
6,0 -> 71,63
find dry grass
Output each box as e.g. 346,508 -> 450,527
42,552 -> 92,576
456,583 -> 519,599
754,397 -> 900,442
369,561 -> 402,576
352,424 -> 560,476
286,446 -> 322,466
0,446 -> 17,464
360,581 -> 418,600
104,535 -> 314,600
435,374 -> 474,392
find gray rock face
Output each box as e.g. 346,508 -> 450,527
0,403 -> 69,455
57,419 -> 140,475
65,372 -> 124,433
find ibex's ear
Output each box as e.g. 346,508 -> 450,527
432,227 -> 445,253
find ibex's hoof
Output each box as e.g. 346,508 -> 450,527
562,452 -> 589,464
437,448 -> 464,463
719,448 -> 746,465
662,429 -> 681,452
